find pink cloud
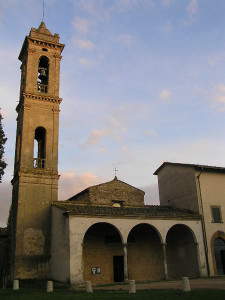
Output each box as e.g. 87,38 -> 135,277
58,171 -> 103,200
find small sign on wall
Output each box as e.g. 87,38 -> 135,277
91,267 -> 101,274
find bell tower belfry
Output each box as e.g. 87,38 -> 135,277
11,22 -> 64,279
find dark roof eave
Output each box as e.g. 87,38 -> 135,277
65,211 -> 200,220
52,203 -> 201,219
154,161 -> 225,175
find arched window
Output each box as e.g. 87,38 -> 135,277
33,127 -> 46,168
37,56 -> 49,93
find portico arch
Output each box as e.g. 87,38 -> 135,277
166,224 -> 199,278
83,222 -> 123,284
127,223 -> 164,281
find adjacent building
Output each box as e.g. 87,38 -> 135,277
154,162 -> 225,277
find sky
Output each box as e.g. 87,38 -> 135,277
1,0 -> 225,227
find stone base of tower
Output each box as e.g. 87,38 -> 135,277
11,172 -> 59,280
14,255 -> 51,279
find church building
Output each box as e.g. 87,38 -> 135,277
9,22 -> 225,285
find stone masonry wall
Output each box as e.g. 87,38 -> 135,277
89,178 -> 144,207
127,225 -> 164,281
157,165 -> 199,212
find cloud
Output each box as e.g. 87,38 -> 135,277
182,0 -> 198,26
208,53 -> 225,67
82,116 -> 127,148
73,39 -> 95,49
85,129 -> 106,146
0,109 -> 9,119
161,21 -> 173,34
212,84 -> 225,110
161,0 -> 174,7
58,171 -> 102,200
121,145 -> 133,161
79,57 -> 92,66
72,16 -> 90,34
203,83 -> 225,111
160,89 -> 171,102
216,85 -> 225,102
74,0 -> 154,23
145,130 -> 159,138
99,147 -> 106,153
116,34 -> 135,48
186,0 -> 198,17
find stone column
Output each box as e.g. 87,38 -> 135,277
161,243 -> 168,280
123,243 -> 128,282
70,240 -> 84,285
195,242 -> 201,277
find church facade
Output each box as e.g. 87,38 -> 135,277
9,22 -> 225,285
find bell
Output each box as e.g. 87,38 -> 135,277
38,67 -> 47,80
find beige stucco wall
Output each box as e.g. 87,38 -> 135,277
66,215 -> 207,285
51,207 -> 70,282
195,171 -> 225,275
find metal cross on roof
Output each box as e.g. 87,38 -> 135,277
114,166 -> 119,177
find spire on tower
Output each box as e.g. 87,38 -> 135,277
42,0 -> 45,22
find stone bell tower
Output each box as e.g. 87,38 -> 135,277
11,22 -> 64,279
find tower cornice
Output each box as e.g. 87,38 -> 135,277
18,36 -> 65,61
16,93 -> 62,112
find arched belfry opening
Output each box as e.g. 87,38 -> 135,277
213,238 -> 225,275
37,56 -> 49,93
166,224 -> 199,278
83,222 -> 123,284
33,127 -> 46,168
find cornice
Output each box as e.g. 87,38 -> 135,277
28,37 -> 64,52
16,93 -> 62,113
23,93 -> 62,104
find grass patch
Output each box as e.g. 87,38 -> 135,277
1,289 -> 225,300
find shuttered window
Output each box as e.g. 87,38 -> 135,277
211,206 -> 222,223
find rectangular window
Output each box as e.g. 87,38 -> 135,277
211,206 -> 222,223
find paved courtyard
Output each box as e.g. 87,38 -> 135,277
90,277 -> 225,291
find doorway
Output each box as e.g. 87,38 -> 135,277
113,256 -> 124,282
214,238 -> 225,275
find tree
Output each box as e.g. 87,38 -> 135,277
0,109 -> 7,183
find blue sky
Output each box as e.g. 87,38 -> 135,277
1,0 -> 225,226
